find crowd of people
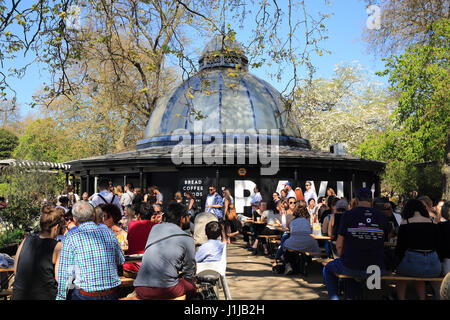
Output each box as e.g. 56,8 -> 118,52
6,177 -> 450,300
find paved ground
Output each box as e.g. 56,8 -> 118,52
223,236 -> 329,300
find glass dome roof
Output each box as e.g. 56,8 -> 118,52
136,35 -> 309,150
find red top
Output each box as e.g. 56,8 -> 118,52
123,220 -> 156,272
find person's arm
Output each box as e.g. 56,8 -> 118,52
188,198 -> 194,211
336,235 -> 344,257
182,240 -> 196,283
53,241 -> 62,280
328,214 -> 334,239
13,238 -> 26,275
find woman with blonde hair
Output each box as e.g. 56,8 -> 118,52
12,206 -> 64,300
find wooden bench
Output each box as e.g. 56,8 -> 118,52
0,289 -> 12,300
119,276 -> 135,288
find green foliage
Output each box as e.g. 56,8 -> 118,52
0,228 -> 24,248
357,18 -> 450,196
0,128 -> 18,159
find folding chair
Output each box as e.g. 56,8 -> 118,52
196,244 -> 232,300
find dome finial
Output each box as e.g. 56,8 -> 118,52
198,31 -> 248,71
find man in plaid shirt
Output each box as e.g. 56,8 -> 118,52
56,201 -> 125,300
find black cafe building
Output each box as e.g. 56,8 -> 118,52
63,36 -> 385,215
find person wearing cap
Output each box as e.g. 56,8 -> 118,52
303,181 -> 317,205
322,188 -> 391,300
283,182 -> 297,200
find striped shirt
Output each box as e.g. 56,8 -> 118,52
56,222 -> 125,300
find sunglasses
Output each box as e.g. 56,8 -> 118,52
305,185 -> 311,187
289,201 -> 296,204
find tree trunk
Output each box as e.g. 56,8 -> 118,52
442,132 -> 450,199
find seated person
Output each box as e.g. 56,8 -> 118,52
250,200 -> 282,255
395,199 -> 441,300
282,203 -> 320,275
102,204 -> 128,251
123,202 -> 157,277
322,188 -> 390,300
195,221 -> 224,263
327,199 -> 348,240
134,201 -> 196,300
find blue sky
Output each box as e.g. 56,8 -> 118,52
3,0 -> 388,118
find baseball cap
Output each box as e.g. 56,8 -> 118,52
336,199 -> 349,210
283,182 -> 292,187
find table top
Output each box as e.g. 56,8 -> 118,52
310,234 -> 332,240
245,219 -> 267,225
0,267 -> 14,273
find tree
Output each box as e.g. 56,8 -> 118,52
12,117 -> 82,162
359,18 -> 450,197
362,0 -> 449,57
293,63 -> 396,155
0,127 -> 18,159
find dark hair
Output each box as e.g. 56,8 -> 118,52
59,196 -> 69,205
288,196 -> 297,203
293,203 -> 310,220
441,201 -> 450,221
418,195 -> 433,209
308,198 -> 316,205
98,178 -> 110,190
373,197 -> 389,211
139,202 -> 155,220
186,191 -> 196,200
205,221 -> 221,240
163,201 -> 188,225
401,199 -> 429,220
327,195 -> 336,208
102,204 -> 122,224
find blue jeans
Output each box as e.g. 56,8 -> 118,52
275,232 -> 290,260
70,288 -> 119,300
323,258 -> 382,300
397,250 -> 441,277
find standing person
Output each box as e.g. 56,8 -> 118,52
134,202 -> 197,300
223,189 -> 234,244
91,178 -> 123,216
102,204 -> 128,251
185,191 -> 198,219
56,201 -> 125,300
114,185 -> 124,207
151,186 -> 163,205
395,199 -> 442,300
205,185 -> 225,240
250,185 -> 263,215
326,187 -> 336,197
307,198 -> 318,225
12,206 -> 64,300
66,185 -> 79,209
121,184 -> 135,208
303,181 -> 317,205
81,192 -> 89,202
317,196 -> 328,222
283,182 -> 297,200
322,188 -> 390,300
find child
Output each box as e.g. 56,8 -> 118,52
195,221 -> 224,263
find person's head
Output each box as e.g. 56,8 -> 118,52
97,178 -> 110,191
124,183 -> 133,192
356,188 -> 372,205
349,198 -> 358,209
124,204 -> 135,221
185,191 -> 195,200
208,186 -> 217,195
138,202 -> 155,220
293,202 -> 310,220
102,204 -> 122,227
114,185 -> 123,195
335,199 -> 349,213
259,201 -> 267,211
67,185 -> 74,193
288,197 -> 297,210
280,189 -> 287,198
222,189 -> 231,201
253,185 -> 260,193
72,201 -> 94,224
401,199 -> 429,220
40,207 -> 64,237
283,182 -> 292,191
205,221 -> 221,240
152,203 -> 163,223
163,201 -> 190,230
318,196 -> 326,206
59,196 -> 69,207
273,192 -> 280,200
326,187 -> 336,196
441,201 -> 450,221
418,195 -> 433,210
93,205 -> 104,224
304,181 -> 312,191
82,192 -> 89,201
308,198 -> 316,208
151,186 -> 160,194
174,191 -> 183,202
